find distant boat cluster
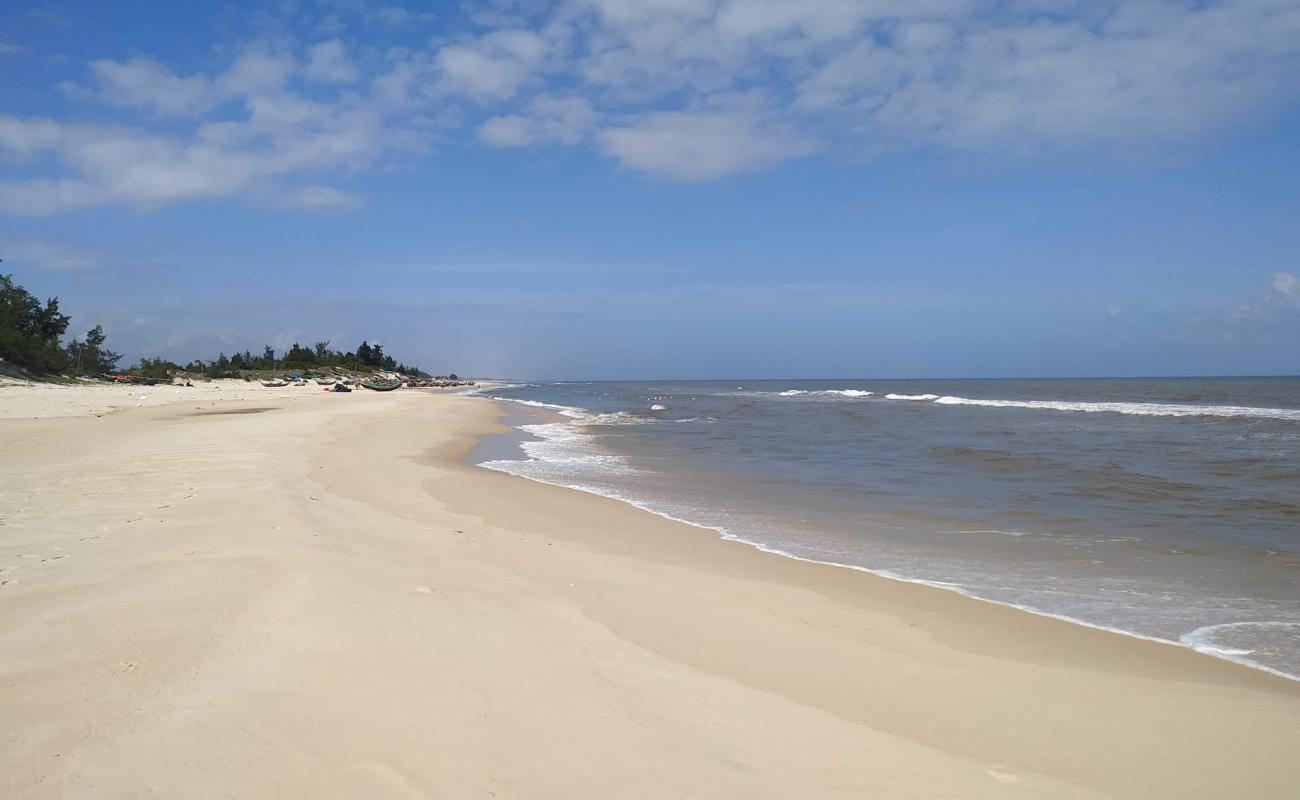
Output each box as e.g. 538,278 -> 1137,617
98,371 -> 475,392
260,372 -> 476,392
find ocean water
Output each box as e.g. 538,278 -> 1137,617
468,378 -> 1300,679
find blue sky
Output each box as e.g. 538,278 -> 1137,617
1,0 -> 1298,378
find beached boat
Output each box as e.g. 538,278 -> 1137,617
361,379 -> 401,392
262,380 -> 287,388
315,378 -> 336,385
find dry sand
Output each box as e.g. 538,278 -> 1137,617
1,384 -> 1297,798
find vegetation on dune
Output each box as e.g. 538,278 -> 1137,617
168,339 -> 428,380
1,272 -> 436,380
1,273 -> 118,376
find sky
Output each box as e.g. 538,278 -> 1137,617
1,0 -> 1298,379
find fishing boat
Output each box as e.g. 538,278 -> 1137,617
361,379 -> 401,392
262,380 -> 287,388
315,378 -> 336,385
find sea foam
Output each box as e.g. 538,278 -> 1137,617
933,396 -> 1300,420
778,389 -> 873,398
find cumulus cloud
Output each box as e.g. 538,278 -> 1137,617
480,95 -> 595,146
368,5 -> 436,28
304,40 -> 360,84
3,0 -> 1300,213
1270,272 -> 1298,307
75,57 -> 215,116
0,105 -> 395,216
599,106 -> 815,179
1206,271 -> 1300,335
435,29 -> 549,100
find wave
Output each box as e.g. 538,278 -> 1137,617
587,411 -> 656,426
778,389 -> 873,398
749,388 -> 1300,421
1179,622 -> 1300,679
478,420 -> 642,481
494,396 -> 708,428
933,396 -> 1300,420
477,429 -> 1299,681
495,397 -> 590,419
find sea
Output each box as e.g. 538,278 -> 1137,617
466,378 -> 1300,680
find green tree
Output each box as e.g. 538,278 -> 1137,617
66,325 -> 123,376
356,341 -> 374,366
0,274 -> 72,373
131,356 -> 179,379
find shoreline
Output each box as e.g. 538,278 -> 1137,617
3,387 -> 1297,798
474,395 -> 1300,683
457,399 -> 1296,689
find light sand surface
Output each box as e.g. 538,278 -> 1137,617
0,377 -> 323,419
1,388 -> 1297,799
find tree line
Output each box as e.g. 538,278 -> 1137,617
153,340 -> 426,380
1,273 -> 429,379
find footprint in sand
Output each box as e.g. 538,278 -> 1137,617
414,586 -> 437,595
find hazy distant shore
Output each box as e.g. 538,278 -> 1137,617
2,384 -> 1297,798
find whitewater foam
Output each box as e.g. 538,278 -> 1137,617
933,395 -> 1300,420
474,385 -> 1300,681
477,428 -> 1299,681
778,389 -> 873,398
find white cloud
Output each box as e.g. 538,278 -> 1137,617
0,100 -> 403,215
276,184 -> 364,210
435,29 -> 548,100
0,178 -> 97,217
599,106 -> 815,180
304,40 -> 360,83
64,49 -> 298,119
0,114 -> 63,156
480,95 -> 595,146
1209,271 -> 1300,333
4,0 -> 1300,211
369,5 -> 435,28
215,50 -> 296,97
1271,272 -> 1298,306
77,57 -> 214,116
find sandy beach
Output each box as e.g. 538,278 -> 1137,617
1,382 -> 1297,799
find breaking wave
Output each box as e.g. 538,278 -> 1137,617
777,389 -> 873,398
933,396 -> 1300,420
